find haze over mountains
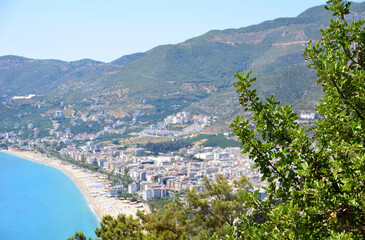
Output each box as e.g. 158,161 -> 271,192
1,2 -> 365,130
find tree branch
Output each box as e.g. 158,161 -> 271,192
329,77 -> 364,120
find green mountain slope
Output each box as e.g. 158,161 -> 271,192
111,52 -> 147,66
1,2 -> 365,130
0,56 -> 119,97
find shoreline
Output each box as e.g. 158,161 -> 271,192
0,149 -> 150,221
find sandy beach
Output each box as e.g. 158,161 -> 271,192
0,149 -> 150,221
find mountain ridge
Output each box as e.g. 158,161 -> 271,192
1,2 -> 364,131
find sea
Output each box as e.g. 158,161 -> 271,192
0,152 -> 99,240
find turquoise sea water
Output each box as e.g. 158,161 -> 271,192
0,152 -> 99,240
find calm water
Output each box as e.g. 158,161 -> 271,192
0,152 -> 99,240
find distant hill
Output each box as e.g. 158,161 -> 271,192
111,52 -> 147,66
0,55 -> 117,97
1,2 -> 365,131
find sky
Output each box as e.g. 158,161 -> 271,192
0,0 -> 363,62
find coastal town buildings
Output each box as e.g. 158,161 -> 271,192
0,107 -> 309,204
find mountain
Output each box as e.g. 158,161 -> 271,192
0,56 -> 117,97
1,2 -> 365,131
111,52 -> 147,66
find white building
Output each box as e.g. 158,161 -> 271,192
128,183 -> 138,194
299,112 -> 316,120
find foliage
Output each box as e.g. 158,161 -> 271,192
0,143 -> 8,150
147,196 -> 174,213
140,97 -> 197,123
144,141 -> 191,154
96,133 -> 129,142
111,52 -> 147,66
138,200 -> 189,240
94,214 -> 144,240
185,134 -> 240,148
0,100 -> 53,133
143,134 -> 240,153
118,193 -> 139,201
109,173 -> 133,188
69,175 -> 251,240
228,1 -> 365,239
70,121 -> 102,135
186,175 -> 252,239
68,232 -> 90,240
0,56 -> 117,97
137,175 -> 252,240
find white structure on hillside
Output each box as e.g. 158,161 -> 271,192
13,94 -> 36,100
299,112 -> 316,120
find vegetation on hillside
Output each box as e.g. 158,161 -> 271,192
69,0 -> 365,239
143,134 -> 240,153
3,2 -> 365,132
227,1 -> 365,238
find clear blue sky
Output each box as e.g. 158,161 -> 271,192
0,0 -> 363,62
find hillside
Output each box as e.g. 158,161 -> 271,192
0,56 -> 118,97
1,2 -> 365,131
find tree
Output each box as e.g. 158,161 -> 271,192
68,214 -> 144,240
68,232 -> 89,240
186,175 -> 252,238
95,214 -> 144,240
137,199 -> 189,240
137,175 -> 252,240
228,0 -> 365,239
68,175 -> 251,240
